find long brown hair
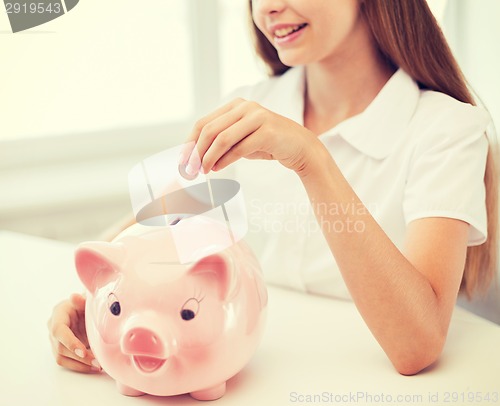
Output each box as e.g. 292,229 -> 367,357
247,0 -> 498,298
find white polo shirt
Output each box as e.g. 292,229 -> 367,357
224,66 -> 490,299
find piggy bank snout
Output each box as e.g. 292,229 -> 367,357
122,327 -> 174,374
123,327 -> 169,358
123,328 -> 164,356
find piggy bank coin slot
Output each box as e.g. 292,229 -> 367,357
170,217 -> 181,226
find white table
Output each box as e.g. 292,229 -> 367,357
1,231 -> 499,406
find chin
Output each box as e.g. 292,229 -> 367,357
275,49 -> 314,68
276,54 -> 304,68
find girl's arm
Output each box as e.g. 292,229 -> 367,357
299,144 -> 468,375
186,98 -> 471,375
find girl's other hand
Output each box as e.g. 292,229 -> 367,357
47,293 -> 101,373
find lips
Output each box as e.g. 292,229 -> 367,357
133,355 -> 167,373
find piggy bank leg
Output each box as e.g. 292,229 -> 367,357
190,382 -> 226,401
117,382 -> 145,397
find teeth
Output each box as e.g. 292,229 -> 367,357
274,24 -> 304,38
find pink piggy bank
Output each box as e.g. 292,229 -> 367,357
75,216 -> 267,400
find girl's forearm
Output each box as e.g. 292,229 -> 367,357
298,144 -> 450,375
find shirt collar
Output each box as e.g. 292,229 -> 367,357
326,68 -> 420,159
264,66 -> 420,160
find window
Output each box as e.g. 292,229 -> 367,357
0,0 -> 195,140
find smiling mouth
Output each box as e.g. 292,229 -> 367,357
274,23 -> 307,38
133,356 -> 167,373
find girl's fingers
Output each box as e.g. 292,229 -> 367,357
68,293 -> 90,347
213,133 -> 269,172
198,109 -> 260,173
51,337 -> 101,371
69,293 -> 86,310
52,323 -> 89,361
52,336 -> 98,368
189,106 -> 250,175
179,141 -> 196,168
186,98 -> 244,145
180,98 -> 246,170
197,109 -> 244,164
54,352 -> 100,373
74,320 -> 90,349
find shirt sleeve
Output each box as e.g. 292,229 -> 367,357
403,102 -> 491,246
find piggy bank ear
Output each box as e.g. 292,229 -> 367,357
188,254 -> 238,301
75,242 -> 124,293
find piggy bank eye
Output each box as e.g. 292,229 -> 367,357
108,293 -> 121,316
181,309 -> 195,321
180,297 -> 200,321
110,301 -> 121,316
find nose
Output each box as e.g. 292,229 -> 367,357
252,0 -> 286,15
123,327 -> 165,357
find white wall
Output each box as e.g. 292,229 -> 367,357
444,0 -> 500,132
445,0 -> 500,323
